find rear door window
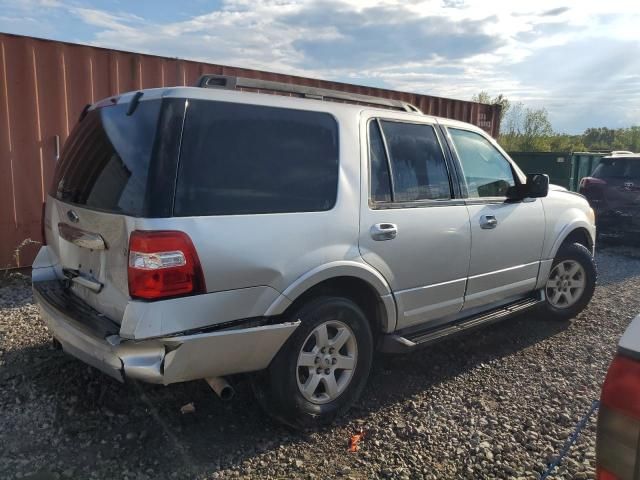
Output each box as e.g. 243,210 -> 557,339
52,100 -> 162,215
368,120 -> 451,204
174,100 -> 339,216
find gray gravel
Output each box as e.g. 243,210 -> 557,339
1,245 -> 640,480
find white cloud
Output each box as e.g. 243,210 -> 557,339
1,0 -> 637,132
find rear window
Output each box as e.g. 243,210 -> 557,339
174,100 -> 339,216
593,158 -> 640,180
52,100 -> 162,216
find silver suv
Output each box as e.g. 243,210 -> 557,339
33,76 -> 597,428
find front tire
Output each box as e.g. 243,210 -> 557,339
251,296 -> 373,429
542,242 -> 597,321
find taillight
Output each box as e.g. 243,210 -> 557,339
597,467 -> 620,480
127,230 -> 206,300
597,354 -> 640,479
580,177 -> 607,192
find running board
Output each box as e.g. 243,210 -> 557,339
380,296 -> 543,353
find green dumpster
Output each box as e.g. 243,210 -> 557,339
508,151 -> 605,191
569,152 -> 604,191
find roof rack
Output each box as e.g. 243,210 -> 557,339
609,150 -> 635,156
195,74 -> 422,113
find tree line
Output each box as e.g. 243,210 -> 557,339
473,92 -> 640,153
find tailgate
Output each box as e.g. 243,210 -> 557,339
44,199 -> 133,323
44,94 -> 176,322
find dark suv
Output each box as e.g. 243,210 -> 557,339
580,153 -> 640,238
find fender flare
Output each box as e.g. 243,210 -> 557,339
264,260 -> 398,332
549,219 -> 595,260
536,219 -> 595,290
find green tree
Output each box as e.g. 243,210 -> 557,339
473,91 -> 511,123
520,108 -> 553,151
474,92 -> 639,153
548,134 -> 586,152
499,103 -> 553,151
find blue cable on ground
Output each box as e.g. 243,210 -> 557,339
540,400 -> 600,480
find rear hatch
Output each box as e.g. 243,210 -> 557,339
44,94 -> 182,323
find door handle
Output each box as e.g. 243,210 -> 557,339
480,215 -> 498,229
371,223 -> 398,241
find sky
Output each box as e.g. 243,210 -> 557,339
1,0 -> 638,134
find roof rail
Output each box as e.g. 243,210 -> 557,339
610,150 -> 635,156
195,74 -> 422,114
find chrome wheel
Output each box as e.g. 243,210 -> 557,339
296,320 -> 358,405
546,260 -> 586,309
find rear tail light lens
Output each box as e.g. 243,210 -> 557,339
597,354 -> 640,479
128,230 -> 206,300
580,177 -> 607,191
601,355 -> 640,418
597,467 -> 619,480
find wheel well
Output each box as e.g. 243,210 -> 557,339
561,227 -> 593,252
282,276 -> 387,335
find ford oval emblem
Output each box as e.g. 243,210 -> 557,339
67,210 -> 80,223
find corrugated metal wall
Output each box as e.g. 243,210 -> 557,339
0,32 -> 501,268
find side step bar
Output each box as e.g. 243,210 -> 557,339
381,295 -> 543,353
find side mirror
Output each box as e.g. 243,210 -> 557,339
506,173 -> 549,199
526,173 -> 549,198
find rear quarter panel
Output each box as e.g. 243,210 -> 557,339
134,105 -> 363,309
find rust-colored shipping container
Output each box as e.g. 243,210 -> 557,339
0,32 -> 501,268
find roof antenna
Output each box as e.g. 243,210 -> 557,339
127,91 -> 144,116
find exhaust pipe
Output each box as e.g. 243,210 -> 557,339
205,377 -> 235,401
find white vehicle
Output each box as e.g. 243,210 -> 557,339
32,76 -> 597,428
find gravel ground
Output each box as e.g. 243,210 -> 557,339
1,245 -> 640,480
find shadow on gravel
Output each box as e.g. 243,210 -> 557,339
595,244 -> 640,285
0,276 -> 33,308
1,308 -> 569,479
365,310 -> 569,410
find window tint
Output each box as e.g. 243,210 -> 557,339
449,128 -> 515,198
377,121 -> 451,202
369,121 -> 392,203
593,159 -> 640,180
52,100 -> 161,215
174,100 -> 339,216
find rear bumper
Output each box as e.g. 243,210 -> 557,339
33,281 -> 299,384
596,210 -> 640,235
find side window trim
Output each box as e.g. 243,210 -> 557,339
367,116 -> 455,208
435,124 -> 464,199
375,118 -> 396,202
444,125 -> 520,202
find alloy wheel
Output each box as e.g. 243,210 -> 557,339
546,260 -> 586,309
296,320 -> 358,404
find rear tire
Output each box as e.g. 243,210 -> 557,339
251,296 -> 373,429
542,242 -> 596,321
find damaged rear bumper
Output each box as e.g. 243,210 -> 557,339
33,281 -> 299,385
